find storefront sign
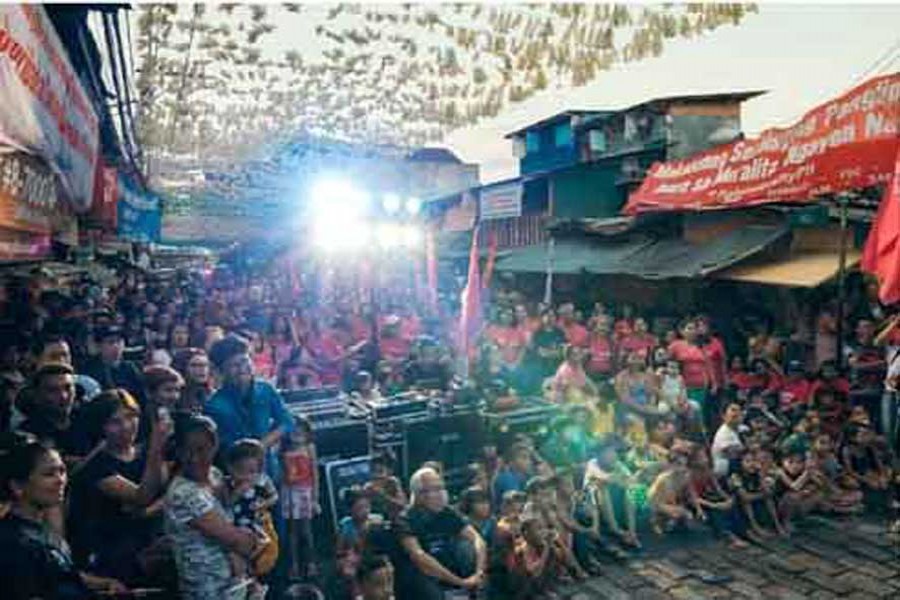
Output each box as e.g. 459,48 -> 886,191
0,5 -> 99,212
480,182 -> 523,220
117,177 -> 161,243
0,150 -> 72,261
624,73 -> 900,214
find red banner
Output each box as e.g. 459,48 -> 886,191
624,73 -> 900,215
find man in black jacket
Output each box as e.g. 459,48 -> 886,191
82,325 -> 146,404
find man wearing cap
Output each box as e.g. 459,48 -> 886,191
204,334 -> 293,468
82,324 -> 146,403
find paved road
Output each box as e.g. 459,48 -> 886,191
555,515 -> 899,599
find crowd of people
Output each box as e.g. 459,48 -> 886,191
0,257 -> 898,600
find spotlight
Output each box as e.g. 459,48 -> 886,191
382,193 -> 402,215
405,196 -> 422,215
401,225 -> 423,248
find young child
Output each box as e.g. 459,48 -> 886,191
355,554 -> 395,600
491,490 -> 527,597
807,433 -> 864,512
364,451 -> 407,523
647,442 -> 696,535
553,470 -> 603,575
729,450 -> 786,541
508,515 -> 566,599
583,440 -> 641,549
225,439 -> 279,599
459,486 -> 496,545
281,414 -> 320,579
841,412 -> 892,492
688,448 -> 748,548
772,448 -> 826,534
337,487 -> 379,599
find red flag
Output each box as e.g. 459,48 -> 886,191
458,225 -> 482,369
861,144 -> 900,305
482,230 -> 498,290
425,229 -> 438,310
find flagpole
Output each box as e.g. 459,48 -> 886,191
835,193 -> 850,370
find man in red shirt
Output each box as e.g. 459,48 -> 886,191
779,360 -> 813,415
558,303 -> 589,348
587,316 -> 614,379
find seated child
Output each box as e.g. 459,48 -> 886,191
772,448 -> 826,534
688,448 -> 748,548
553,469 -> 603,575
841,412 -> 892,492
807,433 -> 864,512
337,487 -> 379,596
508,515 -> 567,600
583,439 -> 641,548
491,491 -> 526,596
225,439 -> 279,599
355,554 -> 395,600
459,487 -> 496,546
522,477 -> 587,580
647,441 -> 696,535
364,451 -> 407,523
729,450 -> 786,540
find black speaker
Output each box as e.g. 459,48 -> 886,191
403,413 -> 486,481
314,419 -> 370,463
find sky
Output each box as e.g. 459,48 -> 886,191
443,2 -> 900,183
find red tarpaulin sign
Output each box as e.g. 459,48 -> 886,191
624,73 -> 900,215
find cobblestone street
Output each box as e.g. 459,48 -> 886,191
556,516 -> 900,599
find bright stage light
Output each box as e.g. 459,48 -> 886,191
382,193 -> 402,215
313,218 -> 371,253
310,177 -> 371,220
402,225 -> 423,248
374,223 -> 422,249
405,196 -> 422,215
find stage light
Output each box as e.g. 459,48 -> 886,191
401,225 -> 423,248
375,223 -> 403,249
382,193 -> 402,215
310,177 -> 371,220
405,196 -> 421,215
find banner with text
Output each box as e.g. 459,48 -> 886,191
624,73 -> 900,214
480,182 -> 523,220
0,5 -> 99,212
117,176 -> 161,243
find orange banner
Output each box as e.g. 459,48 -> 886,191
624,73 -> 900,214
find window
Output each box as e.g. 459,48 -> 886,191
588,129 -> 607,153
525,131 -> 541,154
554,123 -> 573,148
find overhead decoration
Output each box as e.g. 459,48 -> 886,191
624,72 -> 900,215
133,3 -> 757,176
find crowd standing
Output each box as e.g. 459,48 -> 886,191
0,258 -> 898,600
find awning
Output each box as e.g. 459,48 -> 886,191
495,224 -> 788,279
715,248 -> 862,287
496,237 -> 654,275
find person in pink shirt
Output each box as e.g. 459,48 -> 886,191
514,304 -> 538,341
668,319 -> 713,429
613,305 -> 636,343
587,316 -> 615,380
617,317 -> 658,364
696,315 -> 727,395
552,345 -> 599,404
558,303 -> 589,348
488,309 -> 529,369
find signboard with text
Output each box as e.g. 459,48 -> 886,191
480,182 -> 523,220
624,73 -> 900,214
0,5 -> 99,212
117,176 -> 161,243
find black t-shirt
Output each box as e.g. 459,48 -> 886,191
395,505 -> 467,570
529,328 -> 566,375
82,358 -> 147,403
18,410 -> 91,459
67,447 -> 161,568
0,514 -> 90,600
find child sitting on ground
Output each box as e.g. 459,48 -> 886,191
841,413 -> 893,492
772,447 -> 826,534
355,554 -> 395,600
583,439 -> 642,549
647,441 -> 696,535
509,515 -> 567,600
459,486 -> 496,546
730,450 -> 786,541
807,433 -> 864,514
337,487 -> 382,599
225,439 -> 279,599
688,447 -> 748,548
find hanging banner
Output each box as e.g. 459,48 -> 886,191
0,150 -> 72,261
624,73 -> 900,215
480,182 -> 523,220
0,5 -> 99,212
117,176 -> 161,243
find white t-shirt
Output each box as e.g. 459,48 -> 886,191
711,424 -> 743,477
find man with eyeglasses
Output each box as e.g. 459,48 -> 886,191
394,467 -> 487,600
